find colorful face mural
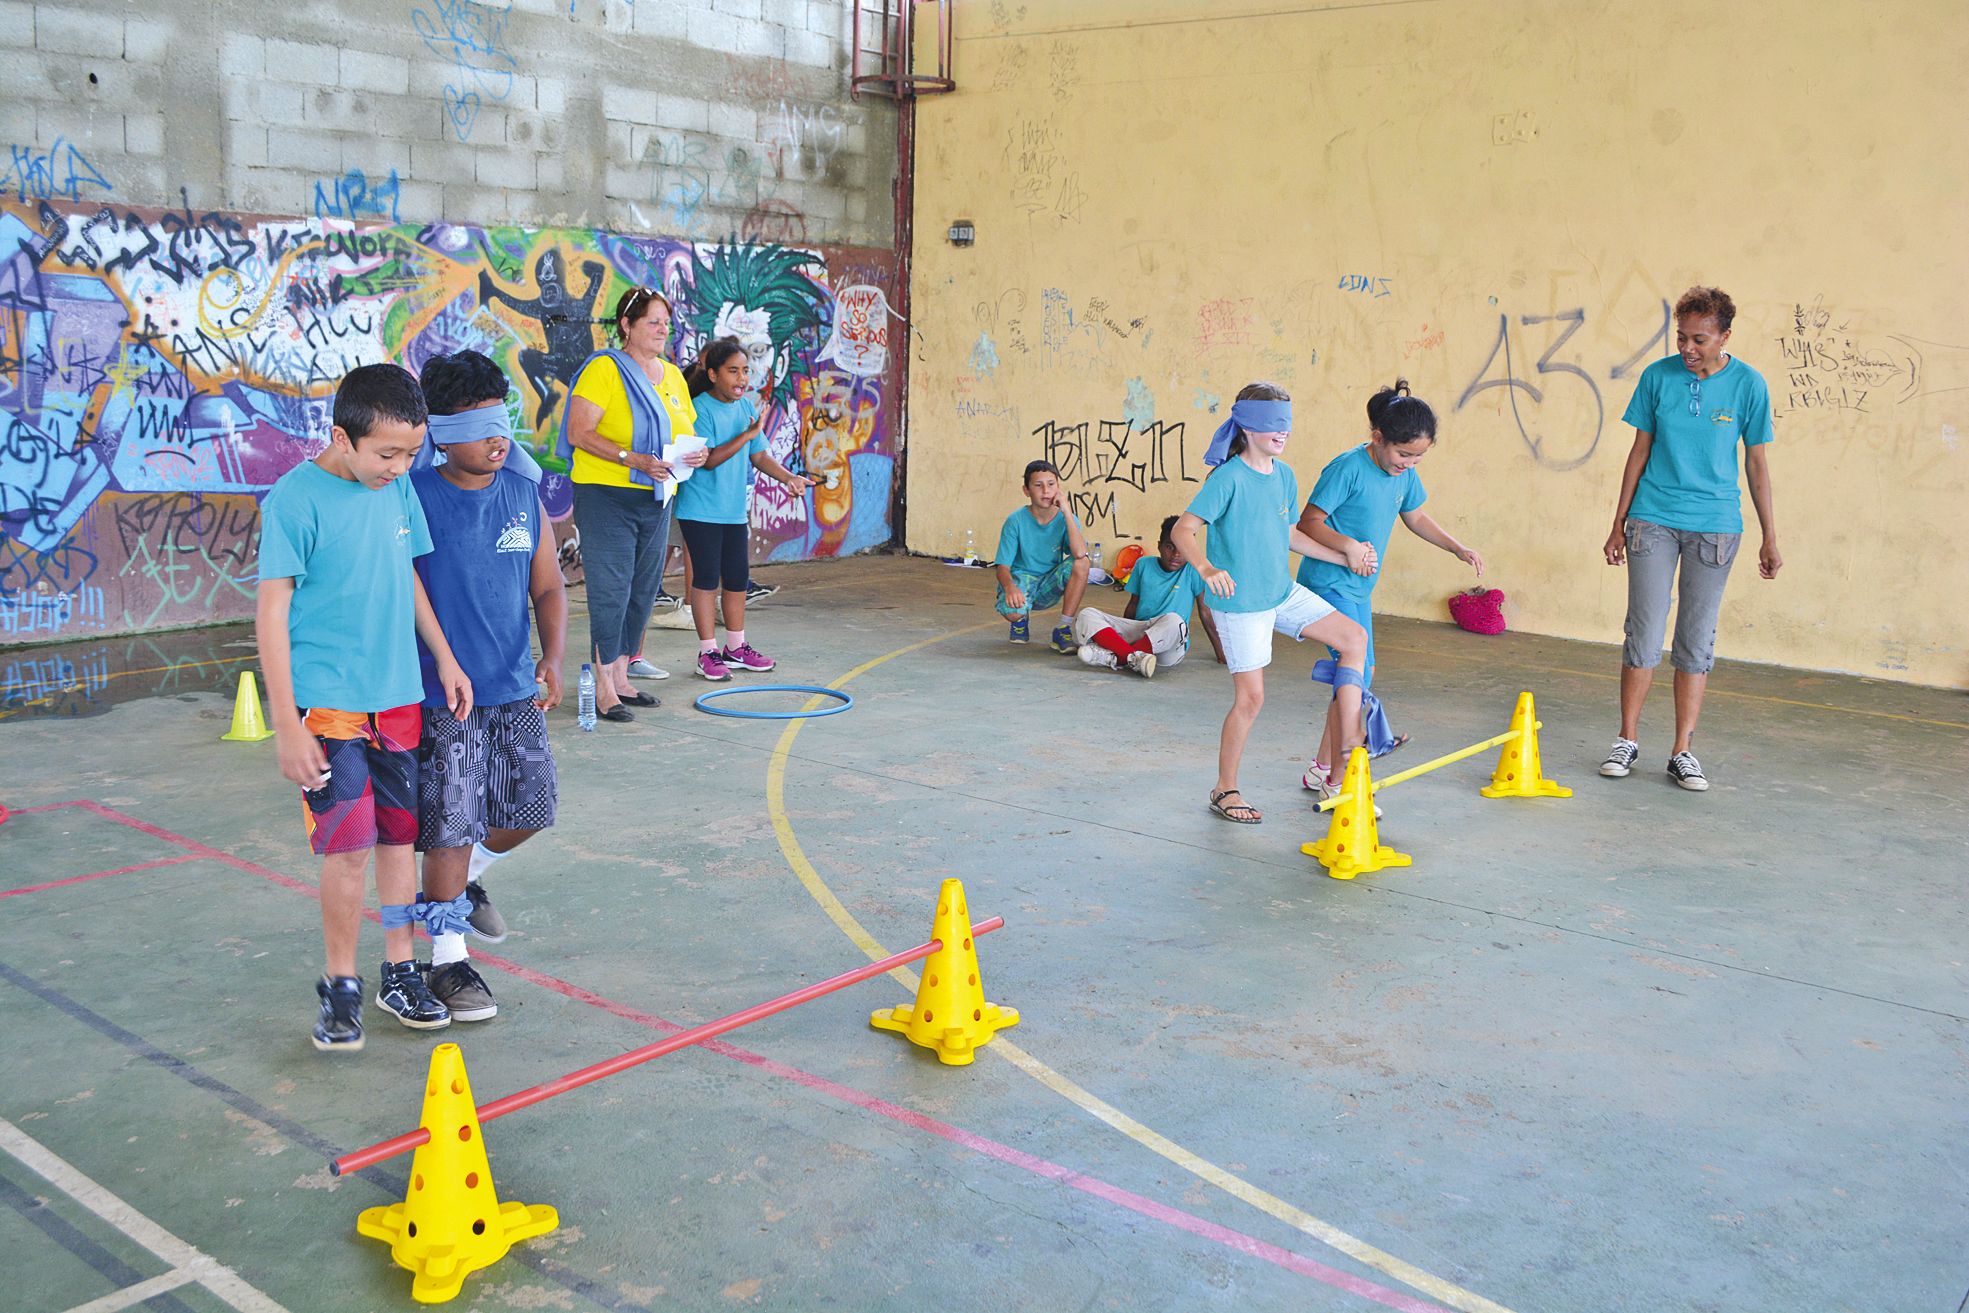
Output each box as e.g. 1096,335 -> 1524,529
0,201 -> 900,663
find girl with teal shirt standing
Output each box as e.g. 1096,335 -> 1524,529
1296,381 -> 1485,801
677,336 -> 813,682
1172,382 -> 1368,826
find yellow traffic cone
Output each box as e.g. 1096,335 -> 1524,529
356,1044 -> 557,1304
220,671 -> 275,742
871,879 -> 1018,1065
1479,692 -> 1572,799
1301,747 -> 1411,881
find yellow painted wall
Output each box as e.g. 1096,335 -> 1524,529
905,0 -> 1969,688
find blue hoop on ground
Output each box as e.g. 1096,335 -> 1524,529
693,684 -> 854,720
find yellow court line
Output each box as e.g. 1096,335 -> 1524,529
1374,641 -> 1969,732
765,622 -> 1516,1313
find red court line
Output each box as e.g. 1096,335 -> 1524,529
43,799 -> 1450,1313
0,853 -> 201,900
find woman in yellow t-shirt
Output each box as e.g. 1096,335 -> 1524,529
563,287 -> 705,722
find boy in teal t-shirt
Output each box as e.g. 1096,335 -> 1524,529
256,363 -> 474,1053
1071,515 -> 1224,675
993,459 -> 1090,653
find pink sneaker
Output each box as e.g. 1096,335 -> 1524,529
695,649 -> 732,681
720,642 -> 776,672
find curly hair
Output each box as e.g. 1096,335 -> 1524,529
1674,285 -> 1737,334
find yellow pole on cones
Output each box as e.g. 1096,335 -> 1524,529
1479,692 -> 1572,799
356,1044 -> 558,1304
220,671 -> 276,742
871,878 -> 1018,1065
1301,747 -> 1411,881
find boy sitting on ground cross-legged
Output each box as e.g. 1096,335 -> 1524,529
407,350 -> 568,1024
256,363 -> 473,1053
1073,514 -> 1226,677
993,459 -> 1091,653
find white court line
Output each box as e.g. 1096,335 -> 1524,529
61,1268 -> 201,1313
0,1116 -> 289,1313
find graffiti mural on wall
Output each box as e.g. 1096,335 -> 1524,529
0,198 -> 901,649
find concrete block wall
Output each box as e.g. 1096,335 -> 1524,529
0,0 -> 895,247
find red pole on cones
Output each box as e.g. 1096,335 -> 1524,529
331,916 -> 1005,1176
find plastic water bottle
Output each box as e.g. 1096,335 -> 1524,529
577,664 -> 597,732
962,528 -> 978,566
1090,542 -> 1104,571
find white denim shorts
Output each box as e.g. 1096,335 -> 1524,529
1213,583 -> 1336,674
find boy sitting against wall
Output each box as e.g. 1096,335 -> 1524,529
1073,514 -> 1225,677
993,459 -> 1090,653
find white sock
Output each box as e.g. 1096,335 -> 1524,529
700,638 -> 718,654
728,629 -> 745,649
432,932 -> 469,966
1059,612 -> 1075,626
467,841 -> 506,884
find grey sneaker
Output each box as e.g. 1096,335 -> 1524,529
376,960 -> 450,1030
1599,738 -> 1640,777
1666,751 -> 1710,791
1125,650 -> 1157,679
427,960 -> 498,1022
464,880 -> 507,942
626,658 -> 669,680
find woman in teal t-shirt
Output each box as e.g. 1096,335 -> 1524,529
1601,285 -> 1783,792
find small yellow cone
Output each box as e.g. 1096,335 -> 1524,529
871,879 -> 1018,1065
356,1044 -> 557,1304
1479,692 -> 1572,799
220,671 -> 275,742
1301,747 -> 1411,881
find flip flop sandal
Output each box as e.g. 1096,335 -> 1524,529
1209,788 -> 1262,824
1371,733 -> 1410,759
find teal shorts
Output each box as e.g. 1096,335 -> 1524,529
995,557 -> 1075,618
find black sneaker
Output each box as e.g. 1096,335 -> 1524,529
427,960 -> 498,1022
1666,751 -> 1710,792
376,960 -> 450,1030
1599,738 -> 1640,777
313,975 -> 365,1052
464,880 -> 508,942
745,579 -> 778,601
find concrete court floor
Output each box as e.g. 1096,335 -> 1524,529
1,554 -> 1965,1313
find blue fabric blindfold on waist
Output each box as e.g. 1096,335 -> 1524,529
1203,398 -> 1293,466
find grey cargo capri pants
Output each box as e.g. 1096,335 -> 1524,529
1622,517 -> 1741,674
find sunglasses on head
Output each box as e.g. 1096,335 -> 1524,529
623,286 -> 668,316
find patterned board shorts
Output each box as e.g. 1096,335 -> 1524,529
301,705 -> 422,855
416,698 -> 558,852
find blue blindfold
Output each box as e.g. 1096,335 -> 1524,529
1203,398 -> 1293,466
419,407 -> 543,484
